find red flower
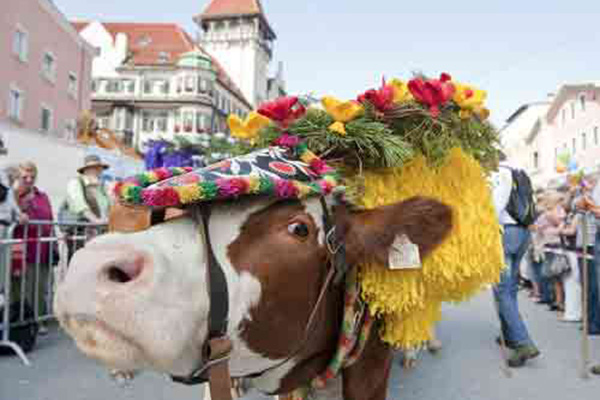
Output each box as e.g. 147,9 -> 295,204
217,178 -> 249,197
310,158 -> 330,175
258,96 -> 306,128
357,81 -> 395,112
408,73 -> 455,117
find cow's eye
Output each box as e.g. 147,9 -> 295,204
288,222 -> 310,238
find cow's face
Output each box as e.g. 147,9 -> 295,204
55,196 -> 452,390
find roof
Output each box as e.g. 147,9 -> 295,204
71,21 -> 251,107
500,102 -> 550,148
545,83 -> 600,123
202,0 -> 264,17
197,0 -> 275,39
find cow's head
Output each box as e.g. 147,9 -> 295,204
55,195 -> 452,393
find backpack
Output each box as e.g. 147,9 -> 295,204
504,167 -> 536,227
0,300 -> 39,355
0,182 -> 8,203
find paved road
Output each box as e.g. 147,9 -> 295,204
1,290 -> 599,400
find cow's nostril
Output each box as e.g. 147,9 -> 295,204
107,265 -> 133,283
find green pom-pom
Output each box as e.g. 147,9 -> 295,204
259,177 -> 275,194
129,186 -> 143,204
201,181 -> 219,199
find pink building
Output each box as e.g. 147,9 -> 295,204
0,0 -> 96,139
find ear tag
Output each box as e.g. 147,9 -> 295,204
388,234 -> 421,270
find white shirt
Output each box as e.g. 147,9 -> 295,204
490,163 -> 516,225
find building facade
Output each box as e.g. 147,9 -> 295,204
502,84 -> 600,188
73,21 -> 253,150
196,0 -> 284,107
0,0 -> 96,139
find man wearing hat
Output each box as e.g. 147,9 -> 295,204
64,154 -> 111,225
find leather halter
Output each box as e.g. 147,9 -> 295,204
163,197 -> 348,399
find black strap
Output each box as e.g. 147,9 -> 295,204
201,207 -> 230,339
171,207 -> 230,385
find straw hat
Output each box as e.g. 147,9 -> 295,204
78,154 -> 109,174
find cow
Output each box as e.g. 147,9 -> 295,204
54,193 -> 452,400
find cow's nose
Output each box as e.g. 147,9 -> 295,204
100,254 -> 145,285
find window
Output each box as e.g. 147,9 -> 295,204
580,94 -> 586,111
142,112 -> 155,132
183,111 -> 194,132
159,80 -> 170,95
582,132 -> 587,150
595,126 -> 599,146
64,119 -> 76,139
97,116 -> 111,129
91,79 -> 98,92
156,114 -> 168,132
570,102 -> 575,119
124,109 -> 134,130
572,137 -> 577,154
68,72 -> 78,97
40,106 -> 53,132
196,111 -> 209,132
8,87 -> 24,121
143,80 -> 152,94
42,52 -> 56,82
158,52 -> 170,64
185,76 -> 195,93
124,79 -> 135,94
533,151 -> 539,169
13,28 -> 28,62
561,109 -> 566,125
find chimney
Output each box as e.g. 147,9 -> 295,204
115,33 -> 128,64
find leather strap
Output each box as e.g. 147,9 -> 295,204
200,207 -> 229,339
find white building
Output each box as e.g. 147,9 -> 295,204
501,83 -> 600,189
72,21 -> 253,151
195,0 -> 285,107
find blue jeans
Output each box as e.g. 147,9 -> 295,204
530,256 -> 553,304
584,234 -> 600,333
493,225 -> 534,346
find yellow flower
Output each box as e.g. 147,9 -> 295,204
453,82 -> 489,120
388,79 -> 413,103
227,112 -> 271,141
321,96 -> 363,136
329,121 -> 347,136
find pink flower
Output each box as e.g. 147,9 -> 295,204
217,178 -> 249,198
357,81 -> 395,112
310,158 -> 330,175
273,133 -> 301,148
275,179 -> 299,198
143,187 -> 179,207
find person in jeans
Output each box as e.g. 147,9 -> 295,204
491,155 -> 540,368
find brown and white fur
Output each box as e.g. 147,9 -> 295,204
55,196 -> 452,400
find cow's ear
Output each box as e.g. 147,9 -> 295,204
335,196 -> 453,266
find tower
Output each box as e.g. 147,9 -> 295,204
194,0 -> 276,107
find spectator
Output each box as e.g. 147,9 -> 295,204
490,154 -> 540,368
60,155 -> 111,259
529,193 -> 554,306
577,179 -> 600,336
0,165 -> 27,303
64,154 -> 111,224
12,162 -> 54,333
558,190 -> 584,322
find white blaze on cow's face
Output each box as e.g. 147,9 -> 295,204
54,197 -> 327,380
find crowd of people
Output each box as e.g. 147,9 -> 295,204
0,154 -> 112,339
492,153 -> 600,375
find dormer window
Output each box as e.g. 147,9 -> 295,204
158,52 -> 170,64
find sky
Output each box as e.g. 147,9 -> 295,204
53,0 -> 600,127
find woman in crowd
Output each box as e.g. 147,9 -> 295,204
536,192 -> 567,312
13,161 -> 54,333
557,188 -> 585,322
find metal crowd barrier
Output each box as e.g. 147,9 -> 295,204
0,220 -> 107,365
